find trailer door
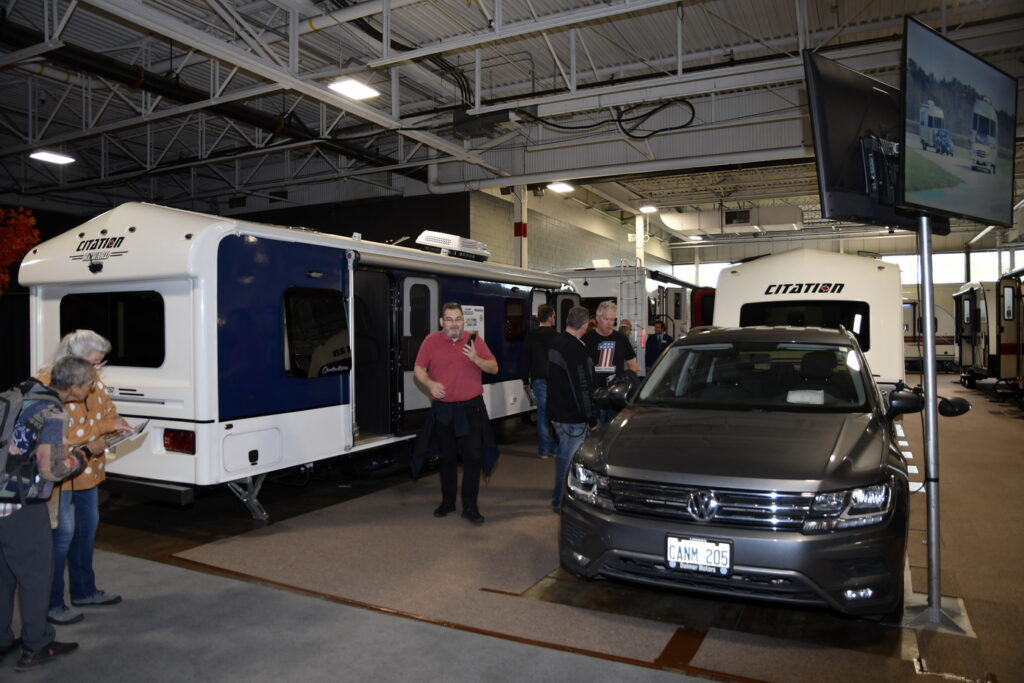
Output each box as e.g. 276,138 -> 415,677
398,275 -> 439,433
352,267 -> 396,442
997,277 -> 1020,379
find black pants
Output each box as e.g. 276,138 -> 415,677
0,503 -> 56,652
433,406 -> 483,511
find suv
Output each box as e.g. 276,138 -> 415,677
559,326 -> 930,618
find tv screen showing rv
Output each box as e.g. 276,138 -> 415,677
900,16 -> 1018,228
803,50 -> 948,234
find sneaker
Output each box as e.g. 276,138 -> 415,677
46,606 -> 84,625
461,508 -> 485,524
538,452 -> 554,460
433,503 -> 456,518
14,641 -> 78,671
71,590 -> 121,606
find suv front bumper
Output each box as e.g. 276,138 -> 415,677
559,494 -> 907,616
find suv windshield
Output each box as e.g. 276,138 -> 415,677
637,341 -> 869,412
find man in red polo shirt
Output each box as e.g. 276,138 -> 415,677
414,302 -> 498,524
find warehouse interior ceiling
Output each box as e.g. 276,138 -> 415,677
0,0 -> 1021,251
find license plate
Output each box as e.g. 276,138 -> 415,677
666,535 -> 732,575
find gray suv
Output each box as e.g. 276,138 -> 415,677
559,326 -> 934,618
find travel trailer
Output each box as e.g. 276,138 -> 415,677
953,277 -> 1021,394
970,96 -> 999,174
712,249 -> 904,386
553,265 -> 695,376
902,283 -> 958,373
19,203 -> 573,518
917,99 -> 946,152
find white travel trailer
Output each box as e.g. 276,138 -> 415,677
917,99 -> 946,151
553,265 -> 695,375
902,283 -> 958,373
19,203 -> 571,518
713,249 -> 904,386
970,96 -> 999,174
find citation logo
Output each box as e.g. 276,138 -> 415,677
77,236 -> 125,251
69,236 -> 128,263
764,282 -> 845,295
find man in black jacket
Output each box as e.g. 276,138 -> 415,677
547,306 -> 598,513
522,304 -> 557,458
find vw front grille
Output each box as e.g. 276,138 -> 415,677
608,479 -> 811,530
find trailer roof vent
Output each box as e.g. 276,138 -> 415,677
415,231 -> 490,262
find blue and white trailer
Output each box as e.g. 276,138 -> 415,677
19,202 -> 573,518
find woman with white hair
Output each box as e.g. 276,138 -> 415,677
35,330 -> 133,626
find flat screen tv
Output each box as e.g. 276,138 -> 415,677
900,16 -> 1018,227
803,50 -> 948,234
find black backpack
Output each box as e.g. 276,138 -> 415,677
0,379 -> 64,503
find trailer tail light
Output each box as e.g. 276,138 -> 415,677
163,429 -> 196,454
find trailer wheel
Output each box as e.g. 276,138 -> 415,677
965,373 -> 977,389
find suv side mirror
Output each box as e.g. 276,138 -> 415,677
885,390 -> 924,420
938,396 -> 971,417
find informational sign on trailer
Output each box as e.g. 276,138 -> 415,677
462,305 -> 485,339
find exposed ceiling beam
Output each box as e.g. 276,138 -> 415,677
366,0 -> 681,68
81,0 -> 507,175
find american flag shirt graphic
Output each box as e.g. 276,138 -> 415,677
595,340 -> 616,374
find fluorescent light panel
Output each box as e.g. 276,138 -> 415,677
639,205 -> 658,213
30,150 -> 75,165
547,182 -> 574,193
328,78 -> 379,99
968,225 -> 996,245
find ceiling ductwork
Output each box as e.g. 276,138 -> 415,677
660,205 -> 804,236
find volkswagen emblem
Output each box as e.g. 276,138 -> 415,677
687,490 -> 720,521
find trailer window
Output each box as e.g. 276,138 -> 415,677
408,283 -> 432,338
1003,287 -> 1014,321
739,300 -> 872,351
59,291 -> 165,367
283,287 -> 350,378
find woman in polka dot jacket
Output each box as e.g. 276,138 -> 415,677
35,330 -> 134,626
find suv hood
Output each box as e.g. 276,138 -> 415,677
588,407 -> 888,491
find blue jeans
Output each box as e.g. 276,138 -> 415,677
50,488 -> 100,609
551,421 -> 588,510
531,379 -> 557,455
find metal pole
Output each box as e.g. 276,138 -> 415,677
917,215 -> 942,619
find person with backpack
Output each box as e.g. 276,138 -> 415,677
35,331 -> 133,627
1,356 -> 102,671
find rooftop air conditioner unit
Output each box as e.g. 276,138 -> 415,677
415,231 -> 491,262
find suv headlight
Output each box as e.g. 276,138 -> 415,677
803,481 -> 893,533
566,461 -> 615,511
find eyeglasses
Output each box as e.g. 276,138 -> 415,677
442,317 -> 463,323
92,360 -> 107,368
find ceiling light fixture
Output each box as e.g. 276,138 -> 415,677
328,78 -> 380,99
547,182 -> 574,193
968,225 -> 996,245
639,205 -> 658,214
688,235 -> 704,241
30,150 -> 75,165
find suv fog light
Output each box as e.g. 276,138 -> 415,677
843,587 -> 875,601
572,552 -> 590,566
